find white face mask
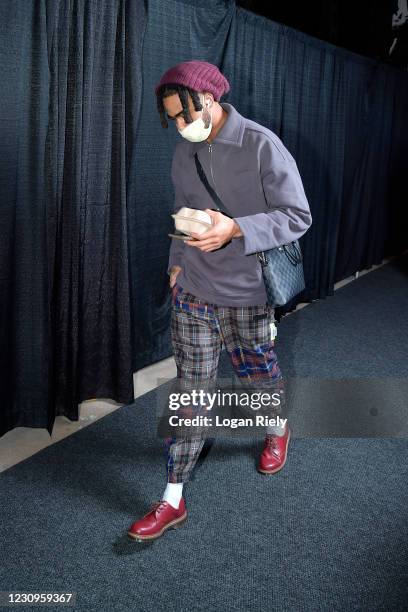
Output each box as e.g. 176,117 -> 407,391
177,95 -> 212,142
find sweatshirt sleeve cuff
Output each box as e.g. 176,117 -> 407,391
233,217 -> 259,256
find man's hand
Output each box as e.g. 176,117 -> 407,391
169,265 -> 182,288
185,209 -> 243,252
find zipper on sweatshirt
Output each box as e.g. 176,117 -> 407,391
208,143 -> 221,204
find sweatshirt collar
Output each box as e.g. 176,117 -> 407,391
188,102 -> 245,156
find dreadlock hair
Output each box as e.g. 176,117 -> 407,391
156,83 -> 205,129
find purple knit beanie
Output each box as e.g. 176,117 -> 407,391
155,60 -> 230,101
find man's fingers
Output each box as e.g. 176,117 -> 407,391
187,237 -> 219,246
187,235 -> 217,245
187,241 -> 221,251
169,274 -> 177,288
189,229 -> 217,240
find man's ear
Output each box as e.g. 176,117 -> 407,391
202,91 -> 213,108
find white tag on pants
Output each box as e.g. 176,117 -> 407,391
270,322 -> 277,341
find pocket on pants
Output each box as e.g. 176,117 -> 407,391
238,304 -> 276,349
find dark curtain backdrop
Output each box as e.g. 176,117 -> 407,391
0,0 -> 147,437
1,0 -> 407,437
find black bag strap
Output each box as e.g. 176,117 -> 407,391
194,152 -> 233,219
283,242 -> 303,265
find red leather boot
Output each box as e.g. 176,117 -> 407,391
127,498 -> 187,541
258,424 -> 291,474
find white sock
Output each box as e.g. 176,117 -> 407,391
267,421 -> 287,437
162,483 -> 184,509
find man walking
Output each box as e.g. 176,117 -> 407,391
128,60 -> 312,541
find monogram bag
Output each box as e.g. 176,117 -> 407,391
193,152 -> 306,307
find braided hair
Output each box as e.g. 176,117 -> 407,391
156,83 -> 204,129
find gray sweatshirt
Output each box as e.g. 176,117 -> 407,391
167,102 -> 312,306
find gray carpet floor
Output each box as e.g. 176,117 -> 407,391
1,254 -> 407,611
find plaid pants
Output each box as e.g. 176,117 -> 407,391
165,281 -> 286,483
